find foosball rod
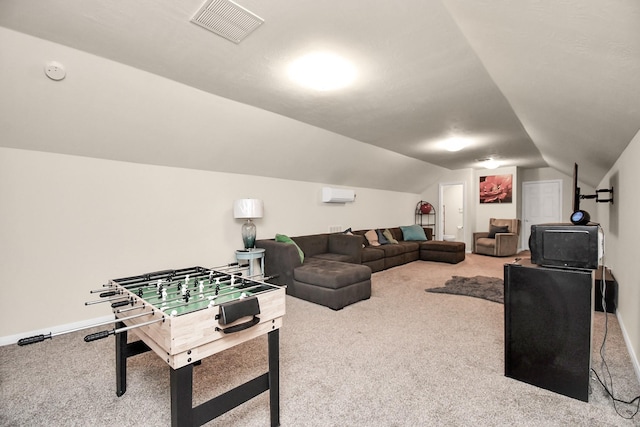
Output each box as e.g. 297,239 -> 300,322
16,311 -> 155,346
137,274 -> 275,308
113,271 -> 246,297
110,263 -> 240,288
84,295 -> 130,306
112,269 -> 242,291
156,281 -> 277,315
83,317 -> 165,342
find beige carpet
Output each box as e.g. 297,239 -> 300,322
1,253 -> 639,426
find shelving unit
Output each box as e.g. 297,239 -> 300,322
415,201 -> 436,236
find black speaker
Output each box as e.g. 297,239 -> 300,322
504,263 -> 593,402
570,210 -> 591,225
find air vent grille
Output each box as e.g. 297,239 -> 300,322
191,0 -> 264,44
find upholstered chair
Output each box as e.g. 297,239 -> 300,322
473,218 -> 521,257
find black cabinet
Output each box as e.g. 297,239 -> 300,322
504,262 -> 593,402
594,267 -> 617,313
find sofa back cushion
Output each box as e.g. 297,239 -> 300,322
292,234 -> 329,258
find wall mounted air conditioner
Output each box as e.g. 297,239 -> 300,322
322,187 -> 356,203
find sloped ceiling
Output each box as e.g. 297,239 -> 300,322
0,0 -> 638,188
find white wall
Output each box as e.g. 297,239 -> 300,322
595,128 -> 640,379
0,147 -> 420,340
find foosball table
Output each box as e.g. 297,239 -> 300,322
18,264 -> 286,427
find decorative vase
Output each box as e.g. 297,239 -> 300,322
420,203 -> 432,214
241,220 -> 256,249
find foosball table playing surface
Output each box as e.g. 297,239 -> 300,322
19,264 -> 286,427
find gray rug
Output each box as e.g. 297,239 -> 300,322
426,275 -> 504,303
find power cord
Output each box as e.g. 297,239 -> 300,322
590,253 -> 640,419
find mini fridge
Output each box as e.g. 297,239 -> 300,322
504,262 -> 593,402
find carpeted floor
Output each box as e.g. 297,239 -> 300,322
1,253 -> 639,426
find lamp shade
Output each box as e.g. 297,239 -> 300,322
233,199 -> 264,219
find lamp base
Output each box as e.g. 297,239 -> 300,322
241,220 -> 257,249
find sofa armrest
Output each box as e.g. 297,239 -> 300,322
472,232 -> 489,253
494,233 -> 519,256
255,239 -> 302,287
328,234 -> 363,264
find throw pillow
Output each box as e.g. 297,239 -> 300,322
364,229 -> 381,246
400,224 -> 428,241
343,227 -> 353,235
376,229 -> 389,245
487,225 -> 509,239
382,228 -> 399,244
275,234 -> 304,262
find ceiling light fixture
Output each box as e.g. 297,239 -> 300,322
483,158 -> 500,169
288,52 -> 356,91
441,137 -> 469,152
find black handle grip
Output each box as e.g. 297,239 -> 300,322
216,316 -> 260,334
17,333 -> 51,346
100,291 -> 117,297
111,300 -> 130,308
84,330 -> 112,342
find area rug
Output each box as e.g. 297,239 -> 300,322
426,275 -> 504,304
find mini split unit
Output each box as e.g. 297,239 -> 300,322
322,187 -> 356,203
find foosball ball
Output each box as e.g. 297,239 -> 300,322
18,264 -> 286,427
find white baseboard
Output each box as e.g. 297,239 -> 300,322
0,315 -> 114,347
616,310 -> 640,385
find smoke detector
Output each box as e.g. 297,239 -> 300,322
191,0 -> 264,44
44,61 -> 66,81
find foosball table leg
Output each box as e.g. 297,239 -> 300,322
171,363 -> 194,427
115,322 -> 152,398
115,322 -> 128,397
268,329 -> 280,427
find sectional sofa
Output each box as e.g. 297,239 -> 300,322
256,225 -> 465,310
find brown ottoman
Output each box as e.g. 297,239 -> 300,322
292,259 -> 372,310
420,241 -> 466,264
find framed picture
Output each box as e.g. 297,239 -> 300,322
479,174 -> 512,203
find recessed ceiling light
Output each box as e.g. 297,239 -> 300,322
288,52 -> 356,91
440,137 -> 469,152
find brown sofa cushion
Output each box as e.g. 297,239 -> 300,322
294,259 -> 371,290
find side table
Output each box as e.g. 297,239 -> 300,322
235,248 -> 265,278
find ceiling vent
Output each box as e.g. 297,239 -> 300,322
191,0 -> 264,44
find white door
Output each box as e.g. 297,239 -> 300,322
439,182 -> 465,242
522,180 -> 563,249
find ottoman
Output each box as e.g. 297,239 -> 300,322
420,241 -> 466,264
292,258 -> 371,310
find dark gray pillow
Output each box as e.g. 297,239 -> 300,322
376,229 -> 390,245
488,225 -> 509,239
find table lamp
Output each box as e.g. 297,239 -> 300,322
233,199 -> 264,249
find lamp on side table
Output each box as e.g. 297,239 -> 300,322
233,198 -> 264,249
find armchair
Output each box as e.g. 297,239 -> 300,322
473,218 -> 521,257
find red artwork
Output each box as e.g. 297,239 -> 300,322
479,174 -> 513,203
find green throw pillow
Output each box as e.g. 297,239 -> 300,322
382,228 -> 399,244
275,234 -> 304,263
400,224 -> 428,241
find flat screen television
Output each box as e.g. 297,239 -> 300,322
529,223 -> 601,270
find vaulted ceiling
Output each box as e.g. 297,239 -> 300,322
1,0 -> 639,188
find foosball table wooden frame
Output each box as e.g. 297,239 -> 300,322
116,323 -> 281,427
18,265 -> 286,427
